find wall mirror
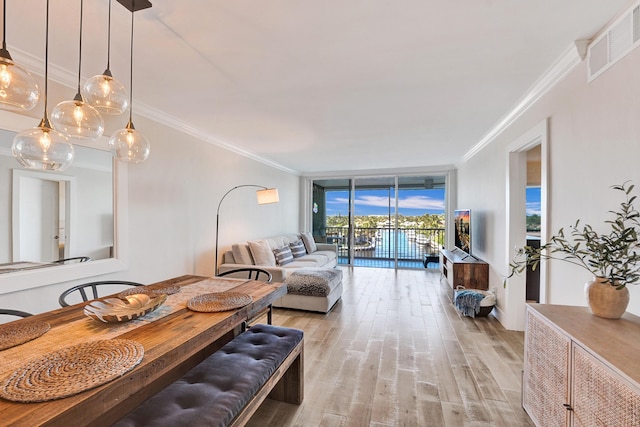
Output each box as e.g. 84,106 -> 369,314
0,111 -> 127,295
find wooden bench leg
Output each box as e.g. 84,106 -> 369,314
269,341 -> 303,404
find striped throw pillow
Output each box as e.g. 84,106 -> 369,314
273,246 -> 294,266
289,240 -> 307,258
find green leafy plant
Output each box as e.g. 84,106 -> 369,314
507,182 -> 640,289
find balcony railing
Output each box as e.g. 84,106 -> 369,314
324,226 -> 444,267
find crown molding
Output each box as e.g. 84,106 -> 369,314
134,101 -> 300,175
461,42 -> 583,164
8,48 -> 301,177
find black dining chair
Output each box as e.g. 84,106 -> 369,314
0,309 -> 33,318
218,268 -> 273,282
58,281 -> 144,307
52,256 -> 91,264
218,268 -> 273,327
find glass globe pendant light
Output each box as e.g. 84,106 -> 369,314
51,0 -> 104,140
12,0 -> 73,171
109,2 -> 149,163
83,0 -> 128,115
0,0 -> 39,111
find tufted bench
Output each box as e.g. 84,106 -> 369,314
114,324 -> 304,427
273,268 -> 343,313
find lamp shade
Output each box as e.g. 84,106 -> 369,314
12,121 -> 74,171
109,122 -> 149,163
0,55 -> 39,111
256,188 -> 279,205
83,73 -> 128,115
51,0 -> 104,140
51,96 -> 105,140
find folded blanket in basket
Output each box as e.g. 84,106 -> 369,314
455,290 -> 485,318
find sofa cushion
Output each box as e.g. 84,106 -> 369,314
289,240 -> 306,258
248,240 -> 276,267
300,232 -> 317,254
298,253 -> 330,265
273,246 -> 294,266
314,250 -> 337,262
279,259 -> 321,269
232,244 -> 254,265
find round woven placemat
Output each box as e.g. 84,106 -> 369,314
0,319 -> 50,351
0,339 -> 144,403
187,292 -> 253,313
118,284 -> 180,298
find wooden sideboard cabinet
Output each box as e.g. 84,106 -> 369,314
439,248 -> 488,298
524,304 -> 640,426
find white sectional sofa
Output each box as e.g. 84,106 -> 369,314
218,232 -> 342,313
218,232 -> 337,282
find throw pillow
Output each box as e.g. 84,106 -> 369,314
289,240 -> 307,258
273,246 -> 294,266
248,240 -> 277,267
301,231 -> 317,254
231,244 -> 254,265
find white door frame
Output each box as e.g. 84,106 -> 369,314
503,118 -> 549,331
12,170 -> 77,262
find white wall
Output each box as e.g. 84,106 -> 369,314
458,39 -> 640,329
0,114 -> 300,315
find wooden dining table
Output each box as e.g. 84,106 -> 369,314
0,274 -> 286,427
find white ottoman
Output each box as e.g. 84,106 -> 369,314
273,268 -> 343,313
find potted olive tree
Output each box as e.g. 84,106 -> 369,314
508,182 -> 640,319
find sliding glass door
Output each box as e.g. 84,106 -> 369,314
311,175 -> 446,269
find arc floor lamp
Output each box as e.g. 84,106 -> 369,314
214,185 -> 279,276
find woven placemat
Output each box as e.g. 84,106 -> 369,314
187,292 -> 253,313
0,339 -> 144,403
118,284 -> 180,298
0,319 -> 50,351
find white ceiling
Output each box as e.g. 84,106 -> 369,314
6,0 -> 631,174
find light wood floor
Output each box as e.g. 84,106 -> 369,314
248,266 -> 535,427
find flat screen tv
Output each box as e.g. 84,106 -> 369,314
454,209 -> 471,255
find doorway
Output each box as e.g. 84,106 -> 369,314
12,170 -> 75,263
525,146 -> 542,303
504,119 -> 548,331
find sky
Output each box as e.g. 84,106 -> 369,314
326,189 -> 445,216
526,187 -> 541,216
324,186 -> 542,217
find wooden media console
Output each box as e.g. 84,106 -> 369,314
439,248 -> 489,298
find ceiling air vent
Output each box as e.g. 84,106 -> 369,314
588,3 -> 640,81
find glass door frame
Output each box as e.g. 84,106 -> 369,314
303,169 -> 456,269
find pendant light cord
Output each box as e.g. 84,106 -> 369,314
2,0 -> 6,50
76,0 -> 83,92
43,0 -> 50,118
128,6 -> 134,123
106,0 -> 111,71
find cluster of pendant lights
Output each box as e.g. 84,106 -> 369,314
2,0 -> 150,172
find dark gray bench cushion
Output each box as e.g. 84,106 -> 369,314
114,324 -> 303,427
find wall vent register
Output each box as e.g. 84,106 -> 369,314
588,1 -> 640,81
